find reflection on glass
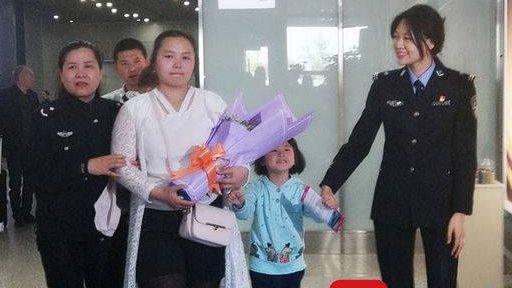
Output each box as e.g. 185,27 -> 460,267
343,26 -> 368,60
287,26 -> 338,72
218,0 -> 275,10
287,26 -> 338,88
245,46 -> 269,86
203,0 -> 340,231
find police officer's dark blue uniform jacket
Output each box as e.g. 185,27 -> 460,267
31,93 -> 121,239
320,57 -> 477,228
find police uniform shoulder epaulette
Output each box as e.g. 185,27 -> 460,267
39,101 -> 59,118
458,73 -> 477,117
372,69 -> 401,81
462,73 -> 476,83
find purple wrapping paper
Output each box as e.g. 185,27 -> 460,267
172,95 -> 313,202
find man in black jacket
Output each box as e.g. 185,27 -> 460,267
0,65 -> 40,227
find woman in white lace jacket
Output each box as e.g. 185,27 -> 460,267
111,30 -> 250,288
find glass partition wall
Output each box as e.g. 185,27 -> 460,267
18,0 -> 501,232
201,0 -> 501,232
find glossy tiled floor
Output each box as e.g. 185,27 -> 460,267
0,219 -> 429,288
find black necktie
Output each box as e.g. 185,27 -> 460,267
413,80 -> 424,97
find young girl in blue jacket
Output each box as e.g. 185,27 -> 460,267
227,138 -> 328,288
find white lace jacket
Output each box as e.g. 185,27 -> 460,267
111,87 -> 251,288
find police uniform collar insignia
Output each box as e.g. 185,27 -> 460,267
40,108 -> 48,117
40,106 -> 55,117
57,131 -> 73,138
400,69 -> 406,77
435,70 -> 445,77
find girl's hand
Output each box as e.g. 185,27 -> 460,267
320,185 -> 338,209
87,154 -> 126,177
227,189 -> 245,208
217,166 -> 249,191
149,185 -> 194,209
446,212 -> 465,258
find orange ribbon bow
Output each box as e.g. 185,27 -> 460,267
170,144 -> 225,195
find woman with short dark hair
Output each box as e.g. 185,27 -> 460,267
320,5 -> 477,288
32,40 -> 126,287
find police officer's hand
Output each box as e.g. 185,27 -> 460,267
321,185 -> 338,209
149,185 -> 195,209
226,189 -> 245,208
87,154 -> 126,177
446,212 -> 465,258
218,166 -> 249,191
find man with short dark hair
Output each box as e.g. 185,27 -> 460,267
102,38 -> 149,103
102,38 -> 149,288
0,65 -> 39,228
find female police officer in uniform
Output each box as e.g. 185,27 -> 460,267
31,41 -> 126,287
319,5 -> 476,288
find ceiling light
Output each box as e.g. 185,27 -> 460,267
95,2 -> 102,7
184,1 -> 190,6
80,0 -> 86,2
132,13 -> 139,18
195,7 -> 199,12
53,15 -> 59,19
106,2 -> 113,7
111,8 -> 117,13
137,19 -> 141,22
123,13 -> 129,17
143,18 -> 149,22
69,20 -> 74,23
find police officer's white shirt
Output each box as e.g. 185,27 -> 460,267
111,87 -> 226,210
101,85 -> 140,103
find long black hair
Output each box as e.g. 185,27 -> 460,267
391,4 -> 445,58
146,30 -> 198,87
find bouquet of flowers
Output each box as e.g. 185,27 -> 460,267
170,95 -> 313,202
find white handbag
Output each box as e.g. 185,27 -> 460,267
149,95 -> 236,247
179,203 -> 236,247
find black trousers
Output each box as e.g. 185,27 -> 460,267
136,208 -> 225,285
103,212 -> 129,288
249,270 -> 305,288
6,151 -> 34,220
0,169 -> 7,223
37,230 -> 111,288
374,222 -> 458,288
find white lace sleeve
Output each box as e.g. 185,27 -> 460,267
111,106 -> 155,202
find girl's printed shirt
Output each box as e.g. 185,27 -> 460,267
234,175 -> 319,275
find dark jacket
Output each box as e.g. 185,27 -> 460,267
0,85 -> 39,157
320,58 -> 477,228
31,95 -> 120,239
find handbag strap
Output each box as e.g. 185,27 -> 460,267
149,93 -> 177,173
